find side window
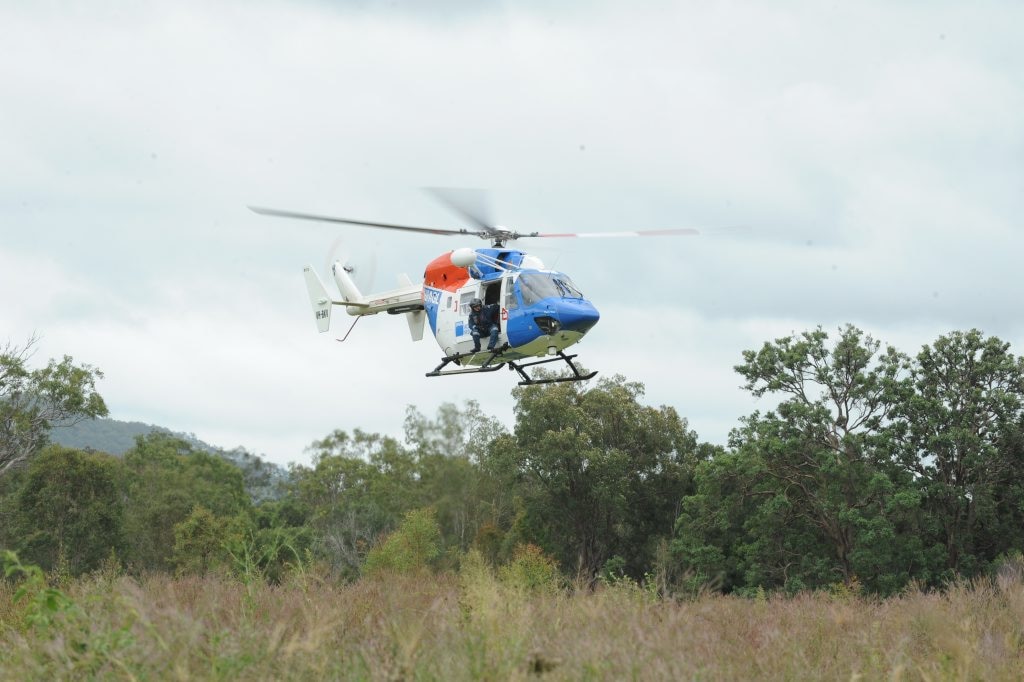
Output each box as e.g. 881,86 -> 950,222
504,277 -> 518,310
459,291 -> 476,315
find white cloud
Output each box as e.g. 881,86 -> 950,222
3,0 -> 1023,465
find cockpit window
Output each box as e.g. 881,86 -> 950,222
518,273 -> 585,305
553,276 -> 584,299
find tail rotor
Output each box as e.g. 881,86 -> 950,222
324,235 -> 378,300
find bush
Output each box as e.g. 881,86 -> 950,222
172,506 -> 241,576
498,543 -> 561,592
363,508 -> 442,577
993,551 -> 1024,591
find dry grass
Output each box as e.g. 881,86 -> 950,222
2,567 -> 1023,680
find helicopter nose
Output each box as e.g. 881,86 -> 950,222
557,300 -> 600,335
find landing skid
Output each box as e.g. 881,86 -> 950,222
426,346 -> 507,378
425,347 -> 598,386
506,351 -> 598,386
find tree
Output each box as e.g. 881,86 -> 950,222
0,336 -> 107,474
404,401 -> 509,551
887,330 -> 1024,576
484,375 -> 703,585
672,449 -> 770,593
292,429 -> 415,576
172,506 -> 236,575
293,403 -> 510,577
717,325 -> 916,592
7,445 -> 125,575
121,433 -> 250,571
362,507 -> 442,577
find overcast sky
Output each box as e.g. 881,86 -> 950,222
3,1 -> 1022,467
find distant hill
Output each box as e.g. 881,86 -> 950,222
49,417 -> 180,456
49,417 -> 288,502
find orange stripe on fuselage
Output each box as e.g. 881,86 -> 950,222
423,251 -> 471,292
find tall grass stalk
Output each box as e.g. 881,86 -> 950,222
2,561 -> 1023,679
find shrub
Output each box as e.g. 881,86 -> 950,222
498,543 -> 561,592
993,550 -> 1024,591
173,506 -> 230,575
363,508 -> 442,577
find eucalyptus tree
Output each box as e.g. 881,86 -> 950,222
121,433 -> 250,571
709,325 -> 916,591
291,429 -> 410,576
404,401 -> 509,551
485,375 -> 703,584
7,445 -> 125,574
886,330 -> 1024,576
294,403 -> 510,576
0,336 -> 107,475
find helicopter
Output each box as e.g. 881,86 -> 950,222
250,193 -> 699,385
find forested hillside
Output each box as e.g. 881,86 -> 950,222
3,324 -> 1024,593
48,417 -> 175,456
48,416 -> 289,503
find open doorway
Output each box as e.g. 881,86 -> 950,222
483,281 -> 501,306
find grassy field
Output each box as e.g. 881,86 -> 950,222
2,560 -> 1024,680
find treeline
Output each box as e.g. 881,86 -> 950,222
2,325 -> 1024,595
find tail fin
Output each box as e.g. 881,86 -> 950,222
397,273 -> 425,342
303,265 -> 333,333
331,262 -> 364,303
405,311 -> 425,341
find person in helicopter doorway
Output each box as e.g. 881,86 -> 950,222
468,297 -> 501,353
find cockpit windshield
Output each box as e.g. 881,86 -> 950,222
518,272 -> 585,305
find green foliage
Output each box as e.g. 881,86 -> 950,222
471,522 -> 505,565
363,507 -> 442,577
828,574 -> 864,602
676,325 -> 1024,596
483,375 -> 706,584
887,330 -> 1024,575
291,429 -> 414,576
173,506 -> 239,575
121,432 -> 251,571
246,500 -> 314,584
498,543 -> 561,592
673,449 -> 766,593
704,326 -> 912,593
7,446 -> 125,576
407,402 -> 509,557
0,336 -> 108,474
600,555 -> 628,583
291,403 -> 509,578
4,328 -> 1024,598
47,417 -> 290,502
2,550 -> 77,630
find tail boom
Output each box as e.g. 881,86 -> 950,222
303,264 -> 425,335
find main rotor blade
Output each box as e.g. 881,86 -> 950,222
422,187 -> 494,233
531,228 -> 702,238
249,206 -> 473,237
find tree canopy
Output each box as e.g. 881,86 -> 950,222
3,326 -> 1024,595
0,336 -> 107,474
